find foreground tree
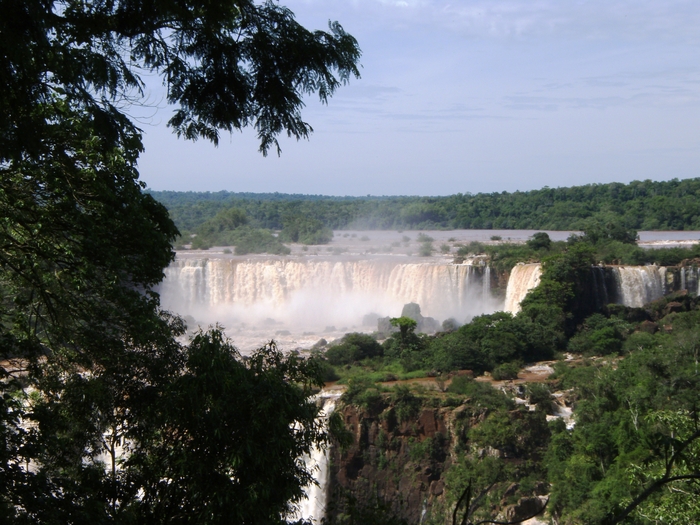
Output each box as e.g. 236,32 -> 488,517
546,310 -> 700,524
1,0 -> 360,522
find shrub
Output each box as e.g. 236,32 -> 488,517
232,227 -> 291,255
280,215 -> 333,245
191,235 -> 211,250
441,318 -> 461,332
307,356 -> 340,382
341,377 -> 384,409
447,376 -> 513,410
325,333 -> 383,366
526,383 -> 555,414
418,241 -> 433,256
391,385 -> 422,423
567,314 -> 627,356
527,232 -> 551,250
491,362 -> 521,380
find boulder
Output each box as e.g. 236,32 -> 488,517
503,497 -> 546,522
639,320 -> 659,334
664,301 -> 684,315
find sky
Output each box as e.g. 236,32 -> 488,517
138,0 -> 700,196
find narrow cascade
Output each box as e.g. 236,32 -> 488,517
590,266 -> 609,311
482,265 -> 491,299
294,393 -> 341,524
612,266 -> 667,308
504,263 -> 542,314
681,267 -> 687,292
681,266 -> 700,296
159,257 -> 499,329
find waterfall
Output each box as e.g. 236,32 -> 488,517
680,266 -> 700,296
159,257 -> 499,331
502,264 -> 669,312
612,266 -> 667,308
504,263 -> 542,314
293,392 -> 341,524
482,265 -> 491,300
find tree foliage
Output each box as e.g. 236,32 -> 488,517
2,0 -> 361,160
1,0 -> 360,522
130,332 -> 327,525
279,215 -> 333,245
546,310 -> 700,524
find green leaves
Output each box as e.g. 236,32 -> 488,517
1,2 -> 360,522
2,1 -> 361,163
546,311 -> 700,523
131,331 -> 328,524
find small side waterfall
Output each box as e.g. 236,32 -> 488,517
590,266 -> 610,311
680,266 -> 700,296
504,263 -> 542,314
294,392 -> 341,524
503,263 -> 678,313
612,266 -> 667,308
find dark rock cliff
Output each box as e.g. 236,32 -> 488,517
328,400 -> 456,523
325,385 -> 553,525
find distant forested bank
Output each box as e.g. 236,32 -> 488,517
152,177 -> 700,234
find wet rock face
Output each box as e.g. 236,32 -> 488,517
328,401 -> 455,524
377,303 -> 442,335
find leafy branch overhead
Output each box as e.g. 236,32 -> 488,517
2,0 -> 361,160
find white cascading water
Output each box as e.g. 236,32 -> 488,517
159,257 -> 499,332
680,266 -> 700,297
612,266 -> 667,308
503,263 -> 672,312
159,254 -> 688,350
504,263 -> 542,314
292,392 -> 341,524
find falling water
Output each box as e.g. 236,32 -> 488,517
612,266 -> 667,308
159,257 -> 499,331
680,266 -> 700,296
160,254 -> 699,351
293,392 -> 342,524
503,264 -> 677,312
504,263 -> 542,314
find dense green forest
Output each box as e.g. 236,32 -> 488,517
151,177 -> 700,234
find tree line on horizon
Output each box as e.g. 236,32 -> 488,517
151,177 -> 700,235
